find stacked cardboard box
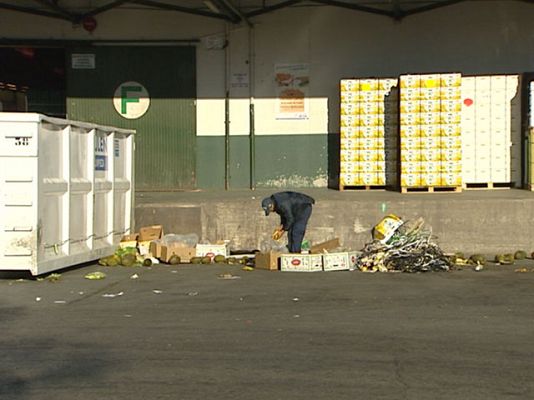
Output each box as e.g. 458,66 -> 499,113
461,75 -> 521,186
399,73 -> 462,188
339,78 -> 398,188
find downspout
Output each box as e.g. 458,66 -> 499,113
224,23 -> 230,190
249,24 -> 256,190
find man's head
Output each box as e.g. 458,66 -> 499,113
261,197 -> 275,216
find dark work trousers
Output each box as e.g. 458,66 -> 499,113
287,203 -> 313,253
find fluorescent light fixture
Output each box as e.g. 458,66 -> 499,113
203,0 -> 220,13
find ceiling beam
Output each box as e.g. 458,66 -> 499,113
245,0 -> 303,18
214,0 -> 253,26
0,1 -> 69,21
32,0 -> 76,22
207,0 -> 243,24
81,0 -> 130,19
128,0 -> 233,21
397,0 -> 467,19
311,0 -> 394,18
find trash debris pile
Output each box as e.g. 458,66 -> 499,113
357,215 -> 453,273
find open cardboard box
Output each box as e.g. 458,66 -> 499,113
254,251 -> 281,271
310,238 -> 340,254
160,243 -> 196,263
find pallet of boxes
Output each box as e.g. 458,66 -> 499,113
255,239 -> 362,272
399,73 -> 463,193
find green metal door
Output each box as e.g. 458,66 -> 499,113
66,46 -> 196,190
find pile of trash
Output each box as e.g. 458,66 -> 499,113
357,215 -> 453,273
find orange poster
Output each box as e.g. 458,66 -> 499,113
275,63 -> 309,119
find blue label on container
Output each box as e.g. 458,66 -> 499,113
95,155 -> 107,171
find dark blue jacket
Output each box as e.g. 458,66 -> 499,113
270,191 -> 315,230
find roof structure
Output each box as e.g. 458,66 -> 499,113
0,0 -> 530,26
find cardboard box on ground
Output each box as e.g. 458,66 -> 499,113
255,238 -> 362,272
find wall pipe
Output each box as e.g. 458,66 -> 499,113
249,25 -> 256,190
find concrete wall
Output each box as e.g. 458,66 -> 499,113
2,1 -> 534,188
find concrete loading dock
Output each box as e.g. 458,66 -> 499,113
135,188 -> 534,256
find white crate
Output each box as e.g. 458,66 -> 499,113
280,254 -> 323,272
196,244 -> 230,259
0,113 -> 135,275
322,252 -> 350,272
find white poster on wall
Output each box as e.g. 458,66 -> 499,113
275,63 -> 309,120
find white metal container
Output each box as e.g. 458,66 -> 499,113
0,113 -> 135,275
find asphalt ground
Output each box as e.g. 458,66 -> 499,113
1,260 -> 534,400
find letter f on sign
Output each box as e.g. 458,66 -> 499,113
121,86 -> 142,114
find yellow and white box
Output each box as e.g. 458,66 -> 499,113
401,161 -> 422,174
420,100 -> 441,113
400,112 -> 421,126
359,172 -> 381,185
358,126 -> 381,138
359,150 -> 385,162
441,124 -> 461,137
420,149 -> 441,162
359,102 -> 383,114
373,161 -> 387,173
322,252 -> 351,272
441,87 -> 461,99
440,136 -> 462,149
441,99 -> 461,112
358,114 -> 382,127
401,137 -> 423,150
420,74 -> 442,89
401,173 -> 422,187
400,75 -> 421,88
280,254 -> 323,272
355,161 -> 377,172
440,174 -> 462,186
340,162 -> 358,174
400,125 -> 421,138
340,150 -> 358,162
400,88 -> 421,101
340,173 -> 359,186
379,78 -> 399,91
420,88 -> 441,100
420,174 -> 441,186
356,138 -> 384,150
340,115 -> 359,128
420,137 -> 441,149
340,138 -> 358,151
420,125 -> 441,137
358,91 -> 380,102
421,161 -> 441,174
358,79 -> 379,91
340,91 -> 358,103
440,149 -> 462,162
441,73 -> 462,87
441,161 -> 462,173
401,151 -> 421,162
400,100 -> 421,114
340,103 -> 359,116
340,127 -> 359,139
419,112 -> 442,125
341,79 -> 359,92
440,112 -> 461,125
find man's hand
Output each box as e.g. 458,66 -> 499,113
272,226 -> 285,241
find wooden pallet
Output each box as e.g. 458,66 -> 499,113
401,186 -> 462,194
463,182 -> 515,190
339,185 -> 387,191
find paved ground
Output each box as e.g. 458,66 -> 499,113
1,261 -> 534,400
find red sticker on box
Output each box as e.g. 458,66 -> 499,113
463,98 -> 473,107
291,259 -> 301,266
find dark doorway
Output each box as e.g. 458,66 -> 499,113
0,47 -> 66,117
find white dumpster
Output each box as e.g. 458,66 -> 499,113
0,113 -> 135,275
